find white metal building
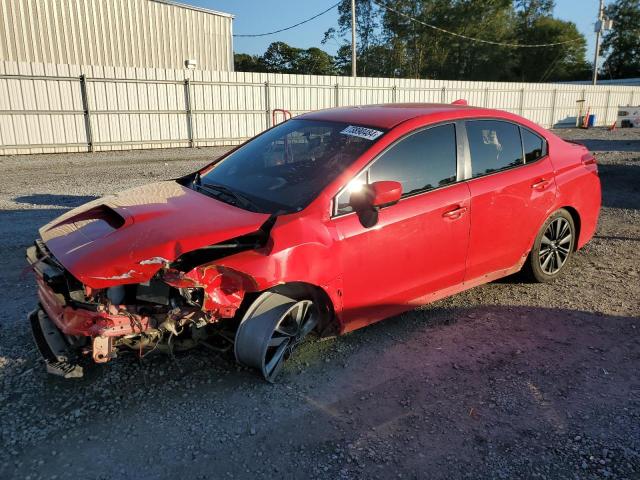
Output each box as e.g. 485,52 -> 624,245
565,78 -> 640,87
0,0 -> 234,71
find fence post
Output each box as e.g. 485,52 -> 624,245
264,81 -> 271,129
79,74 -> 94,152
575,89 -> 587,127
604,90 -> 612,126
629,90 -> 635,106
184,78 -> 195,148
483,87 -> 489,108
334,83 -> 339,107
440,86 -> 446,103
392,85 -> 397,103
518,88 -> 525,115
550,89 -> 557,128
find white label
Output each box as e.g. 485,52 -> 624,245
340,125 -> 384,141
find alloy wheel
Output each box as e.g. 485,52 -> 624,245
235,293 -> 317,382
538,217 -> 573,275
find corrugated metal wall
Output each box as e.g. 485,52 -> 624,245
0,0 -> 233,71
1,60 -> 639,155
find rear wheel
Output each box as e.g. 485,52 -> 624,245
523,209 -> 576,283
234,292 -> 318,382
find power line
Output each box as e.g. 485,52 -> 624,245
373,0 -> 584,48
234,1 -> 341,38
538,49 -> 567,82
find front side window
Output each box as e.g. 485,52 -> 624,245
369,124 -> 457,195
335,171 -> 367,215
466,120 -> 524,178
196,119 -> 384,214
334,123 -> 457,216
521,128 -> 546,163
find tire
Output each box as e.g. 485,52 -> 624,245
234,291 -> 318,382
523,209 -> 576,283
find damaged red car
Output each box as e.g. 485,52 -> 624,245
27,103 -> 601,381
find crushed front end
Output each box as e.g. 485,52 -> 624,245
26,239 -> 254,378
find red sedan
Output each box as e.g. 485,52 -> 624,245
27,103 -> 601,381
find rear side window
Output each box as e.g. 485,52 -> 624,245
466,120 -> 524,178
369,124 -> 457,196
521,128 -> 546,162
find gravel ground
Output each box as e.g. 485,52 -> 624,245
0,128 -> 638,480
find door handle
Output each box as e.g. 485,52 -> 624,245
443,206 -> 467,219
531,178 -> 550,190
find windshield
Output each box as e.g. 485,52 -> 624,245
195,119 -> 385,214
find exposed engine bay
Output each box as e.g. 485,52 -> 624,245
26,221 -> 273,378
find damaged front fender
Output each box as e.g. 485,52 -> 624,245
162,265 -> 258,318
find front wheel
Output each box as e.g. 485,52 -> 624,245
234,292 -> 318,382
523,209 -> 576,283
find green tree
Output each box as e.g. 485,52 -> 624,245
514,0 -> 555,27
234,53 -> 266,72
435,0 -> 516,81
511,0 -> 589,82
241,42 -> 337,75
380,0 -> 516,81
512,12 -> 590,82
601,0 -> 640,78
236,1 -> 591,82
323,0 -> 382,76
295,47 -> 338,75
331,42 -> 396,77
261,42 -> 302,72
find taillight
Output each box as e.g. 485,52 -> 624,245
581,152 -> 598,173
581,153 -> 597,165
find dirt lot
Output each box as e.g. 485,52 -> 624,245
0,128 -> 638,480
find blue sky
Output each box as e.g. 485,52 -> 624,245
189,0 -> 606,61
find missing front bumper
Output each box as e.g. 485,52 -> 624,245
28,308 -> 84,378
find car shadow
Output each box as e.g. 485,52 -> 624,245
12,193 -> 98,208
10,304 -> 637,390
569,138 -> 640,153
598,163 -> 640,210
3,304 -> 639,479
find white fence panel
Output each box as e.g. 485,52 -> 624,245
1,60 -> 639,155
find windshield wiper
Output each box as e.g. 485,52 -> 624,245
197,182 -> 262,213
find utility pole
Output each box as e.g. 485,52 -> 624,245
351,0 -> 357,77
592,0 -> 605,85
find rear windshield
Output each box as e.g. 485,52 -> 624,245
196,119 -> 384,214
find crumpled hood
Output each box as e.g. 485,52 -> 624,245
39,181 -> 270,288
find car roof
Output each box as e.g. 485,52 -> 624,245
297,103 -> 507,130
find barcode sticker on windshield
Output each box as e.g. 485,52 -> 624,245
340,125 -> 383,141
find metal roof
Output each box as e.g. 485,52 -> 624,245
150,0 -> 234,18
563,78 -> 640,86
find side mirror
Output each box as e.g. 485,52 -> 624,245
369,181 -> 402,208
349,180 -> 402,211
348,180 -> 402,228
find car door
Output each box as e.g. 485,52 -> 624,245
330,123 -> 471,331
463,120 -> 556,281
